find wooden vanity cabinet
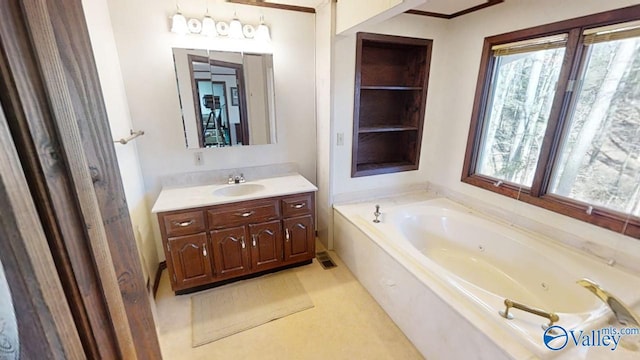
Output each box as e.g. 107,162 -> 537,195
210,226 -> 251,280
158,192 -> 315,293
249,220 -> 284,272
282,193 -> 315,264
167,233 -> 213,289
283,215 -> 314,264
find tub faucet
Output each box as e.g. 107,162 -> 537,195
373,204 -> 381,223
577,278 -> 640,327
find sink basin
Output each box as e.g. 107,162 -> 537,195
213,183 -> 266,197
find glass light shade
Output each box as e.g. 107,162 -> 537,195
171,12 -> 188,35
229,18 -> 244,39
202,16 -> 217,37
255,23 -> 271,42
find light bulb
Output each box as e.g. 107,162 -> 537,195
255,23 -> 271,42
202,15 -> 217,37
171,12 -> 188,35
229,17 -> 244,39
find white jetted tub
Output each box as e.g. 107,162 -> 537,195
334,196 -> 640,359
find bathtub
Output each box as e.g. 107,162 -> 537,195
333,196 -> 640,359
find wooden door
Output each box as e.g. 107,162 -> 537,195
283,215 -> 315,263
210,226 -> 250,279
167,233 -> 213,290
249,220 -> 283,272
0,0 -> 162,357
0,81 -> 85,360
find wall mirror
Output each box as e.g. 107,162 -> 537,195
172,48 -> 277,148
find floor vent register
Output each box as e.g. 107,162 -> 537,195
316,251 -> 337,270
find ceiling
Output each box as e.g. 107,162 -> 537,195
261,0 -> 326,8
412,0 -> 489,15
260,0 -> 498,15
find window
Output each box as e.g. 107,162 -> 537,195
463,6 -> 640,238
476,35 -> 566,187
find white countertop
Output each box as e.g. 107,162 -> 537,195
151,173 -> 318,213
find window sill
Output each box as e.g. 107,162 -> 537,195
461,174 -> 640,239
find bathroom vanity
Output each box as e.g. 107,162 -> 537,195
152,174 -> 317,294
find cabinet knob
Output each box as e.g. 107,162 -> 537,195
252,234 -> 257,247
285,228 -> 290,241
241,237 -> 246,249
202,244 -> 207,257
292,203 -> 306,209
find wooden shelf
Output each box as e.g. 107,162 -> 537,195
355,161 -> 417,176
359,125 -> 418,133
360,85 -> 423,91
351,32 -> 433,177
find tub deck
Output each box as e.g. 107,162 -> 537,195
334,193 -> 640,359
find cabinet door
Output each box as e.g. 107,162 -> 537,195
283,215 -> 315,264
248,220 -> 283,272
210,226 -> 250,280
167,233 -> 213,290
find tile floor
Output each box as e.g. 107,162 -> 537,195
153,242 -> 424,359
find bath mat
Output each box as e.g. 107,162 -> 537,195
191,272 -> 314,347
316,251 -> 337,269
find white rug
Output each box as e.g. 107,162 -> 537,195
191,271 -> 314,347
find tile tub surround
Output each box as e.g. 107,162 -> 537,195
151,173 -> 318,213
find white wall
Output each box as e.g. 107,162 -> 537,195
331,0 -> 640,258
315,0 -> 334,249
335,0 -> 426,34
106,0 -> 317,261
82,0 -> 159,283
332,13 -> 449,197
423,0 -> 640,258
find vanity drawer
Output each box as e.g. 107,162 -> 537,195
208,199 -> 280,229
282,193 -> 313,218
163,210 -> 206,237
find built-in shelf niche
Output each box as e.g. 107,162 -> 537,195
352,32 -> 432,177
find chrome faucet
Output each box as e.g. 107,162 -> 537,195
577,278 -> 640,327
228,173 -> 245,184
373,204 -> 381,223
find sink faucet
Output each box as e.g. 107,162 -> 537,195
577,278 -> 640,327
228,173 -> 245,184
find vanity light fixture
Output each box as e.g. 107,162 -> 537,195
170,6 -> 189,35
169,8 -> 270,42
255,15 -> 271,43
202,14 -> 217,37
201,2 -> 217,37
228,13 -> 244,39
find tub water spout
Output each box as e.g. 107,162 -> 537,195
577,278 -> 640,327
373,204 -> 381,223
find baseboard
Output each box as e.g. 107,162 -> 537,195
153,261 -> 167,298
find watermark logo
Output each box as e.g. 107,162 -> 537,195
543,325 -> 639,351
543,326 -> 569,350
